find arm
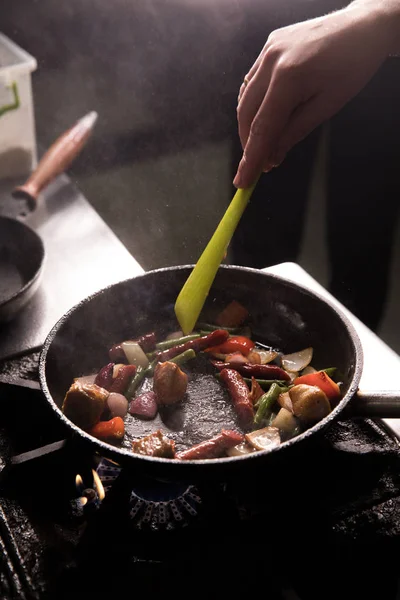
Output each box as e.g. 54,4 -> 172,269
234,0 -> 400,188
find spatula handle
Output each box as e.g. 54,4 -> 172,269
12,111 -> 98,209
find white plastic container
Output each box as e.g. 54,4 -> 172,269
0,33 -> 37,180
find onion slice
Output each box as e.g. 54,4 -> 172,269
281,347 -> 313,373
301,365 -> 317,375
245,427 -> 280,451
251,349 -> 279,365
226,442 -> 255,457
166,330 -> 184,340
121,341 -> 149,369
74,374 -> 97,385
278,391 -> 293,413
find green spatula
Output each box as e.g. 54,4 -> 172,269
175,180 -> 258,334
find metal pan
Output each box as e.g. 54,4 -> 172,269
39,265 -> 400,482
0,216 -> 45,322
0,112 -> 97,322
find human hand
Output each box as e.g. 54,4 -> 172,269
234,1 -> 398,188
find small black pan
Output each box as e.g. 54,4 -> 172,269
0,111 -> 97,322
39,266 -> 400,483
0,216 -> 45,322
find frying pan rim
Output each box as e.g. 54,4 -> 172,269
39,264 -> 363,468
0,215 -> 45,311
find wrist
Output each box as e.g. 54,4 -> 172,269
347,0 -> 400,54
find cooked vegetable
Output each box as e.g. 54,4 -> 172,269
125,365 -> 146,397
205,335 -> 255,357
249,377 -> 265,405
168,348 -> 196,366
89,416 -> 125,442
166,330 -> 184,340
176,430 -> 244,460
156,334 -> 200,351
219,368 -> 254,429
113,363 -> 125,378
197,322 -> 241,334
271,408 -> 301,440
108,343 -> 127,363
224,351 -> 249,365
121,341 -> 149,369
293,371 -> 340,401
107,392 -> 129,418
278,391 -> 294,413
245,427 -> 280,451
62,382 -> 109,430
281,347 -> 313,373
254,383 -> 282,426
136,332 -> 157,353
247,350 -> 261,364
212,360 -> 290,381
153,361 -> 188,405
321,367 -> 337,378
74,374 -> 97,386
243,377 -> 289,389
250,349 -> 279,365
109,364 -> 137,395
215,300 -> 249,328
226,442 -> 255,457
290,384 -> 331,424
301,365 -> 317,375
94,362 -> 114,391
129,391 -> 158,420
131,430 -> 175,458
156,329 -> 229,362
64,306 -> 343,459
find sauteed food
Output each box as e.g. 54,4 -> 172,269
62,301 -> 342,460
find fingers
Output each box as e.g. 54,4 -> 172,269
237,49 -> 264,104
275,93 -> 340,164
237,46 -> 281,149
234,76 -> 297,188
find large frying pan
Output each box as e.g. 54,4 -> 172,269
39,266 -> 400,482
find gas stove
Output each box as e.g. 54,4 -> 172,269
1,351 -> 400,600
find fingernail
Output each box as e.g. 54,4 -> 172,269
233,171 -> 242,188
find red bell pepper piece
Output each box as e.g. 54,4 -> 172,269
89,417 -> 125,441
205,336 -> 255,357
215,300 -> 249,328
293,372 -> 340,401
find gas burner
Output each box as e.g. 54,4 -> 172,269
97,458 -> 202,530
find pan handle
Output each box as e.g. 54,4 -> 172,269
349,391 -> 400,418
12,111 -> 98,209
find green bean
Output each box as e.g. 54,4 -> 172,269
320,367 -> 337,378
168,349 -> 196,366
243,377 -> 288,389
254,383 -> 282,426
155,334 -> 200,351
144,359 -> 158,377
125,365 -> 146,398
196,322 -> 242,334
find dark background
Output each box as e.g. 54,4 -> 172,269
1,0 -> 399,351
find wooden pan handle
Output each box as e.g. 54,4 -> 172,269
12,111 -> 98,208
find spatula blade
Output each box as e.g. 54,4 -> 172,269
175,182 -> 257,334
